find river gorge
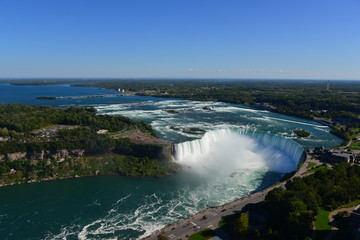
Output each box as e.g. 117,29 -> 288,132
0,84 -> 342,240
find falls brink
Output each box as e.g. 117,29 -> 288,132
175,128 -> 304,175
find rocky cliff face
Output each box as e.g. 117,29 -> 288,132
0,143 -> 173,163
117,142 -> 174,162
120,130 -> 175,162
0,149 -> 85,162
160,143 -> 175,161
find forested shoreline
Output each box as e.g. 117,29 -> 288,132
74,79 -> 360,123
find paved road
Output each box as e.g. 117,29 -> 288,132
141,153 -> 313,240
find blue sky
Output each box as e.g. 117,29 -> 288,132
0,0 -> 359,79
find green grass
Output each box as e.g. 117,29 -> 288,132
338,199 -> 360,208
108,129 -> 135,138
307,162 -> 317,169
189,228 -> 217,240
314,208 -> 331,230
351,128 -> 360,132
305,165 -> 328,174
218,219 -> 227,228
348,141 -> 360,150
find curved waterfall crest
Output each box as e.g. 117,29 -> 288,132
174,128 -> 304,174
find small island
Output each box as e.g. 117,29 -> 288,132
36,96 -> 56,99
293,129 -> 310,138
0,104 -> 180,186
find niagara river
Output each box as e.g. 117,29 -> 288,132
0,84 -> 343,240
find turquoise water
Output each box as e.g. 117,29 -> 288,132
0,84 -> 343,240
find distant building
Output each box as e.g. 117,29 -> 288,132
314,146 -> 356,163
96,129 -> 109,135
0,137 -> 9,142
309,109 -> 328,114
326,80 -> 330,91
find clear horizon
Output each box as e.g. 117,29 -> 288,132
1,0 -> 359,80
1,77 -> 360,82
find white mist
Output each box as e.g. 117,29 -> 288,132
175,128 -> 303,176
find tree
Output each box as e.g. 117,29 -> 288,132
234,213 -> 249,238
0,127 -> 9,137
157,232 -> 170,240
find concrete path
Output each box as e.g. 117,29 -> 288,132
324,205 -> 358,240
328,206 -> 358,230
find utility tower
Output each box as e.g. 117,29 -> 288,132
326,80 -> 330,91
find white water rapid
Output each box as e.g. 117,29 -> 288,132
175,128 -> 304,176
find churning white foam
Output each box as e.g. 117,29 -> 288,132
267,117 -> 328,128
45,129 -> 304,240
175,128 -> 304,175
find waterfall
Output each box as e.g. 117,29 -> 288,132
175,128 -> 304,174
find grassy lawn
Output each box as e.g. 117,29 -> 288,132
348,141 -> 360,150
218,219 -> 227,228
339,199 -> 360,208
307,162 -> 317,169
305,165 -> 328,174
189,228 -> 217,240
315,208 -> 331,230
108,129 -> 135,138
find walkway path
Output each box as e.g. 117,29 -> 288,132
328,206 -> 357,230
324,205 -> 358,240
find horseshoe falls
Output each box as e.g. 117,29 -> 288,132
175,128 -> 304,176
0,85 -> 343,240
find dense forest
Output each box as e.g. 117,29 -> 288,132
222,164 -> 360,240
0,104 -> 157,155
0,104 -> 154,135
0,104 -> 178,185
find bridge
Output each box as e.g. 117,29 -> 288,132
56,94 -> 124,99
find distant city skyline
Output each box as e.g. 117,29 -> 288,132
1,0 -> 359,80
